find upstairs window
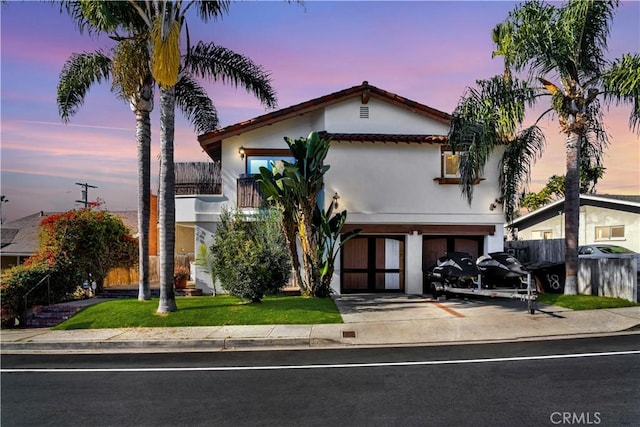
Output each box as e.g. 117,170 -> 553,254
442,151 -> 461,178
242,148 -> 293,175
434,145 -> 483,185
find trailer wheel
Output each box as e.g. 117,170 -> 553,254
430,282 -> 440,299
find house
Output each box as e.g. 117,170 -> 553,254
507,194 -> 640,253
178,81 -> 506,295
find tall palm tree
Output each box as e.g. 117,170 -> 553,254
127,1 -> 277,313
448,0 -> 639,295
58,2 -> 221,304
57,30 -> 155,302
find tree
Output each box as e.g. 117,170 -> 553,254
209,209 -> 291,302
59,0 -> 159,301
448,0 -> 639,295
57,37 -> 154,302
520,165 -> 606,212
126,1 -> 277,313
38,209 -> 138,290
257,132 -> 360,297
59,1 -> 273,311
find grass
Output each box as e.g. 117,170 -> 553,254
54,295 -> 343,330
537,293 -> 640,310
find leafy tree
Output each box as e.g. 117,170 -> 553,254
257,132 -> 360,297
1,209 -> 137,324
448,0 -> 639,295
37,209 -> 138,290
520,165 -> 606,212
210,209 -> 291,302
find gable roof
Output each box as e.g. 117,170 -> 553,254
198,81 -> 451,159
509,194 -> 640,229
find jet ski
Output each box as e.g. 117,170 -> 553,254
427,251 -> 479,287
476,252 -> 528,288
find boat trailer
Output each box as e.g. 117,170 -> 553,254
430,273 -> 538,315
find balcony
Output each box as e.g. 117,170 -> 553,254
237,175 -> 265,208
175,162 -> 221,196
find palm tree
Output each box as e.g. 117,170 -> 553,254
127,1 -> 277,313
57,33 -> 155,302
58,3 -> 220,304
62,1 -> 278,312
448,0 -> 639,295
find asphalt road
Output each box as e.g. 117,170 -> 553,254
2,335 -> 639,427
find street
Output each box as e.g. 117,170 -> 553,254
2,335 -> 639,426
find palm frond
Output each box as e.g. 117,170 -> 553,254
500,125 -> 546,222
449,75 -> 538,202
192,1 -> 231,21
185,41 -> 277,109
57,51 -> 112,122
602,53 -> 640,132
561,0 -> 617,79
175,74 -> 219,134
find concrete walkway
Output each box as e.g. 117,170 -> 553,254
1,295 -> 639,353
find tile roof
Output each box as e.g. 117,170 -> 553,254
198,81 -> 451,159
318,132 -> 448,144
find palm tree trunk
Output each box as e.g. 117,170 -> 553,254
563,131 -> 581,295
135,81 -> 153,301
157,85 -> 177,313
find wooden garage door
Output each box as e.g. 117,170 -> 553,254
422,236 -> 483,271
341,236 -> 405,293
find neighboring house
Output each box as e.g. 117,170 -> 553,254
1,210 -> 140,271
1,212 -> 55,269
177,81 -> 506,295
507,194 -> 640,253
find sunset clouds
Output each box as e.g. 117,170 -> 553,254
1,0 -> 638,221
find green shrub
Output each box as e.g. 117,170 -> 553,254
0,263 -> 80,326
211,209 -> 291,302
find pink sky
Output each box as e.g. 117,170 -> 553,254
1,0 -> 638,222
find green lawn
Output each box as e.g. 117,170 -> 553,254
55,295 -> 343,330
537,293 -> 640,310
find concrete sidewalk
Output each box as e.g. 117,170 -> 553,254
1,295 -> 639,353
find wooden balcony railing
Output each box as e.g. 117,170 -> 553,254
175,162 -> 221,195
237,175 -> 265,208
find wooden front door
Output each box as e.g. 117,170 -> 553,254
341,236 -> 405,293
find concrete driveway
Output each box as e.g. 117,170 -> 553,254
332,293 -> 560,323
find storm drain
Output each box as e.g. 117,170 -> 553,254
342,330 -> 357,338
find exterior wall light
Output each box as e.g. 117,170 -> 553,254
332,192 -> 340,209
239,146 -> 246,159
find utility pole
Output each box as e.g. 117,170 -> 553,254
75,182 -> 98,208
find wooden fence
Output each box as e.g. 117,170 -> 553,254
103,255 -> 194,287
505,239 -> 638,302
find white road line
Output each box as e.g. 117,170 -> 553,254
2,350 -> 639,373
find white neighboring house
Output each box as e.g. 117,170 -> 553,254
176,81 -> 506,295
507,194 -> 640,252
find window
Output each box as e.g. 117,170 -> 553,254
434,146 -> 483,185
242,148 -> 293,175
247,156 -> 294,175
443,151 -> 460,178
531,230 -> 553,240
595,225 -> 625,241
